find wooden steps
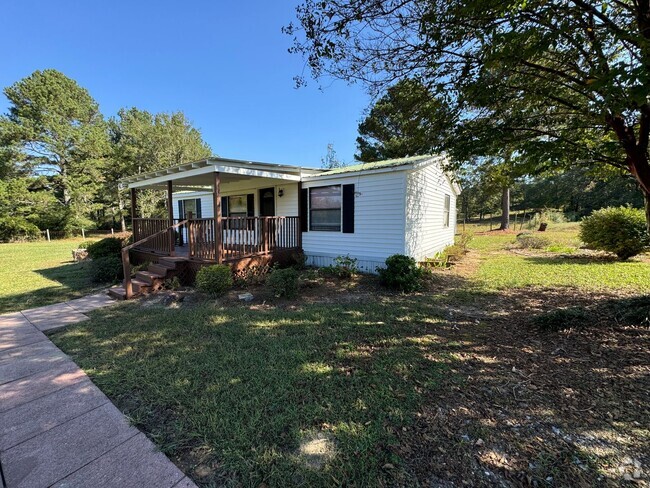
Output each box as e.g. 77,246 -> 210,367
108,257 -> 188,300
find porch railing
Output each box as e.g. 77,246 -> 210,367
132,216 -> 301,263
122,219 -> 188,298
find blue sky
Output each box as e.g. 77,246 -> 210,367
0,0 -> 370,167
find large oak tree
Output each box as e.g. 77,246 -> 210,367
285,0 -> 650,231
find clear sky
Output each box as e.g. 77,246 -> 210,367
0,0 -> 370,168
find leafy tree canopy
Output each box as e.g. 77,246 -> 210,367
286,0 -> 650,228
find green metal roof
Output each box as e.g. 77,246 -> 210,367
314,155 -> 436,176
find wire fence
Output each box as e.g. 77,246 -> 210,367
40,228 -> 131,241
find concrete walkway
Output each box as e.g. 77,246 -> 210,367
0,293 -> 196,488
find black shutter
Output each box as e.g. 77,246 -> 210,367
300,188 -> 308,232
221,196 -> 229,217
342,184 -> 355,233
195,198 -> 202,218
178,200 -> 184,219
247,194 -> 255,217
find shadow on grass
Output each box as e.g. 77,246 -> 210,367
49,279 -> 650,487
0,261 -> 104,314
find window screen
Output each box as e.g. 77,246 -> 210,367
309,185 -> 341,231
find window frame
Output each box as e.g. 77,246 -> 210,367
309,185 -> 342,232
443,194 -> 451,228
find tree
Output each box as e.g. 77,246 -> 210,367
0,69 -> 108,232
286,1 -> 650,232
355,78 -> 455,162
320,143 -> 345,169
108,108 -> 212,227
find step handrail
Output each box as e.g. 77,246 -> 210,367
122,219 -> 188,299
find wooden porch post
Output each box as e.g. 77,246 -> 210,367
167,180 -> 175,256
213,172 -> 222,263
130,188 -> 137,241
297,181 -> 303,249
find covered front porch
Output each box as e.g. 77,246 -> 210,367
124,158 -> 314,264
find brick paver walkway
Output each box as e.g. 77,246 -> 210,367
0,293 -> 196,488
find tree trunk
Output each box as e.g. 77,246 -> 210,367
499,187 -> 510,230
644,189 -> 650,236
116,188 -> 127,233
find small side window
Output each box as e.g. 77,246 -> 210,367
443,194 -> 451,228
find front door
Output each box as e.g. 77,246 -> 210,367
259,188 -> 275,217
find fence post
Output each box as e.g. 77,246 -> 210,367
46,229 -> 50,242
111,228 -> 114,236
81,228 -> 85,240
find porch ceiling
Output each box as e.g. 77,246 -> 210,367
121,158 -> 315,190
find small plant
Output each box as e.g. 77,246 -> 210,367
290,251 -> 308,270
233,264 -> 271,287
90,256 -> 123,283
422,252 -> 449,269
532,308 -> 590,331
456,231 -> 474,250
377,254 -> 424,292
515,233 -> 551,249
195,264 -> 233,296
579,206 -> 650,260
0,217 -> 41,242
267,267 -> 299,298
321,254 -> 359,279
86,237 -> 124,260
165,276 -> 181,290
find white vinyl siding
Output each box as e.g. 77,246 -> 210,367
302,171 -> 406,272
405,163 -> 457,261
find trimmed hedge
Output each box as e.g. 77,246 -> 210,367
86,237 -> 124,260
90,256 -> 123,283
378,254 -> 424,292
267,267 -> 299,298
196,264 -> 233,296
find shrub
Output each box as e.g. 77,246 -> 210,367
321,254 -> 359,279
515,233 -> 551,249
90,256 -> 123,283
195,264 -> 233,296
0,217 -> 41,242
532,307 -> 590,331
76,240 -> 95,249
165,276 -> 181,290
579,206 -> 650,260
377,254 -> 424,292
267,267 -> 299,298
86,237 -> 124,260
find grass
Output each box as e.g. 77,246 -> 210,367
52,298 -> 451,487
0,239 -> 103,313
465,222 -> 650,292
48,221 -> 650,486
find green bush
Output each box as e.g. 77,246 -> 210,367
76,240 -> 95,249
532,308 -> 590,331
86,237 -> 124,260
321,254 -> 359,279
579,206 -> 650,259
267,267 -> 299,298
515,233 -> 551,249
90,256 -> 123,283
0,217 -> 41,242
378,254 -> 424,292
195,264 -> 233,296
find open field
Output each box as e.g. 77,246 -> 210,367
0,239 -> 103,314
49,223 -> 650,486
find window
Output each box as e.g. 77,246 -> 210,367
443,194 -> 451,228
227,195 -> 248,217
310,185 -> 341,231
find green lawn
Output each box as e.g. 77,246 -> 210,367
52,297 -> 451,487
0,239 -> 103,314
48,222 -> 650,486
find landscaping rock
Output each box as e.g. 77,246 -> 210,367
238,292 -> 254,302
71,249 -> 89,262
